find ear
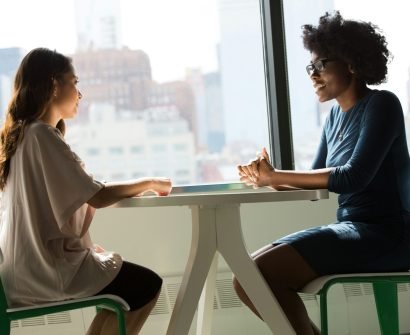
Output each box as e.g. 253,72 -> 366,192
52,79 -> 59,97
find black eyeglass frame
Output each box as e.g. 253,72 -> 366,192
305,58 -> 334,76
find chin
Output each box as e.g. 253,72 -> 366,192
66,112 -> 77,120
317,95 -> 333,103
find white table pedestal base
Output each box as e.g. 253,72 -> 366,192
166,204 -> 295,335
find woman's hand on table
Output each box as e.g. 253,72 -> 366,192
238,147 -> 277,188
151,177 -> 173,196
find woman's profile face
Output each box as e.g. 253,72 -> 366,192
52,69 -> 82,120
308,52 -> 353,103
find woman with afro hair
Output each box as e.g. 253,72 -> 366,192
235,11 -> 410,334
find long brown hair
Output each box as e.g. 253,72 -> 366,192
0,48 -> 73,190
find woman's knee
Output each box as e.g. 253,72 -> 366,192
253,244 -> 318,290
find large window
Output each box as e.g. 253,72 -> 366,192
283,0 -> 410,169
4,1 -> 404,182
0,0 -> 270,185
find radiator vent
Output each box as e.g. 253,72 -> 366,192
11,312 -> 71,328
164,277 -> 237,311
216,278 -> 242,309
166,282 -> 180,310
362,283 -> 374,296
342,282 -> 410,299
8,271 -> 324,330
398,283 -> 410,292
150,288 -> 169,315
11,274 -> 402,329
21,316 -> 46,327
299,292 -> 317,302
343,283 -> 365,298
46,312 -> 71,324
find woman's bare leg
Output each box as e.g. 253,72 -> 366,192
87,291 -> 160,335
233,243 -> 320,335
86,311 -> 107,335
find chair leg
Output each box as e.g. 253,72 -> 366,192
0,319 -> 11,335
319,291 -> 329,335
116,309 -> 127,335
373,282 -> 399,335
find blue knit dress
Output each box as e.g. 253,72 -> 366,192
275,90 -> 410,275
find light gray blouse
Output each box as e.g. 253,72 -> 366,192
0,121 -> 122,307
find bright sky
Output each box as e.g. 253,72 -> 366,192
0,0 -> 220,82
1,0 -> 409,112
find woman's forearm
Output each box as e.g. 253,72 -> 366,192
272,168 -> 332,189
88,178 -> 155,208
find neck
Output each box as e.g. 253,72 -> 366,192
337,82 -> 370,112
39,107 -> 61,127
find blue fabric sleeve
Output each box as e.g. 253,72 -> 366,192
328,91 -> 403,193
311,126 -> 327,169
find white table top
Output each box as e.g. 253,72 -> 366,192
111,184 -> 329,208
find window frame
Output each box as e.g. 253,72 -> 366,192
260,0 -> 294,170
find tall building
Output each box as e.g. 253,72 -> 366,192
72,48 -> 152,118
204,71 -> 225,152
74,0 -> 122,51
406,66 -> 410,149
0,48 -> 24,119
68,104 -> 196,184
186,69 -> 225,153
0,75 -> 12,120
185,68 -> 207,148
148,80 -> 197,141
72,47 -> 198,150
0,47 -> 24,77
283,0 -> 334,142
282,0 -> 334,169
218,0 -> 268,146
408,66 -> 410,121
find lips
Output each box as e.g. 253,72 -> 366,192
313,83 -> 326,89
313,82 -> 326,94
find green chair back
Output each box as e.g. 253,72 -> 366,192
303,274 -> 410,335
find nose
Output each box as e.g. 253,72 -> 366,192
310,70 -> 320,80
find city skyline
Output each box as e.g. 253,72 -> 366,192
0,0 -> 220,83
1,0 -> 410,178
1,0 -> 410,104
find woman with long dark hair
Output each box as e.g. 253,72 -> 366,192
0,48 -> 172,335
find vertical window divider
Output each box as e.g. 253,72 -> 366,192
260,0 -> 294,170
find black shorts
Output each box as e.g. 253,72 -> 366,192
95,261 -> 163,311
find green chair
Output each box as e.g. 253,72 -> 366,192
301,272 -> 410,335
0,248 -> 129,334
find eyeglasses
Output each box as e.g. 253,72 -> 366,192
306,58 -> 334,76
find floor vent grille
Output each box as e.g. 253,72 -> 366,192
21,316 -> 46,327
216,278 -> 242,309
150,288 -> 169,315
11,273 -> 405,329
46,311 -> 71,324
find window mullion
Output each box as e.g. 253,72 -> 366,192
260,0 -> 294,170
